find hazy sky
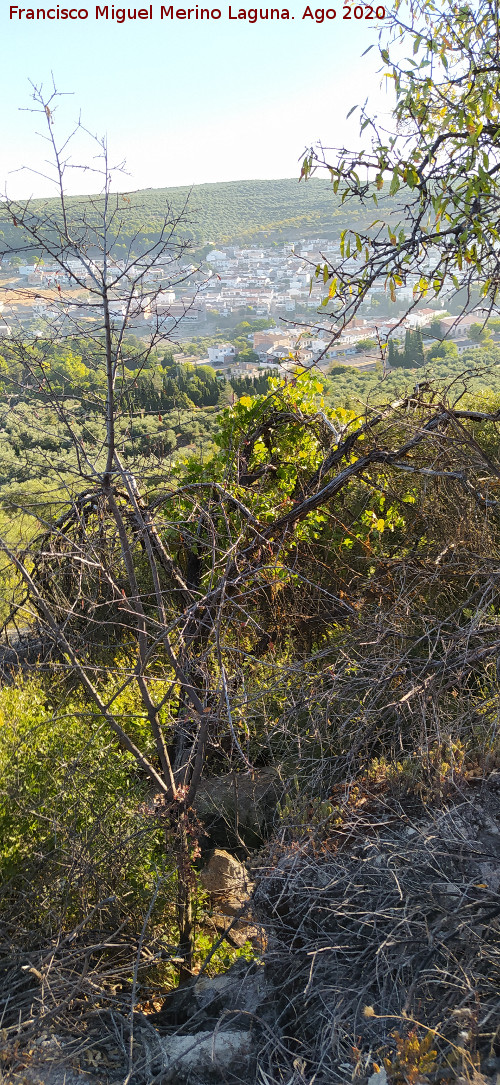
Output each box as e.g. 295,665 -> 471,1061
1,6 -> 393,197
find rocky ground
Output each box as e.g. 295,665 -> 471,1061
2,773 -> 499,1085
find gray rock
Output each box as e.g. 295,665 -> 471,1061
156,1028 -> 252,1083
367,1069 -> 388,1085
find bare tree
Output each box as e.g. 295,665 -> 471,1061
0,82 -> 211,975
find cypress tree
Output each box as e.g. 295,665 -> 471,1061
404,329 -> 414,367
414,327 -> 424,367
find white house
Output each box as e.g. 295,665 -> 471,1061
440,313 -> 484,338
406,308 -> 446,328
206,250 -> 227,266
207,344 -> 237,365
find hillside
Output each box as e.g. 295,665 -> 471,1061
1,366 -> 499,1085
0,177 -> 394,252
120,176 -> 389,245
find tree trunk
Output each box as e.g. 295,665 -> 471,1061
174,814 -> 195,984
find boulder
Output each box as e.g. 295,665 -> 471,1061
200,849 -> 261,947
156,1029 -> 252,1083
200,848 -> 252,906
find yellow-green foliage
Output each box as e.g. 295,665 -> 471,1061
0,678 -> 170,927
382,1028 -> 438,1084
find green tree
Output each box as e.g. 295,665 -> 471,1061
403,330 -> 414,367
413,327 -> 425,367
426,318 -> 444,341
302,0 -> 500,330
468,322 -> 489,342
355,337 -> 377,353
387,339 -> 401,367
427,339 -> 459,361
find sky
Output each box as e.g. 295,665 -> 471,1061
1,5 -> 394,198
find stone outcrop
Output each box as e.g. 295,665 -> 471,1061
200,848 -> 262,948
200,848 -> 253,913
154,1029 -> 252,1084
143,958 -> 269,1083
